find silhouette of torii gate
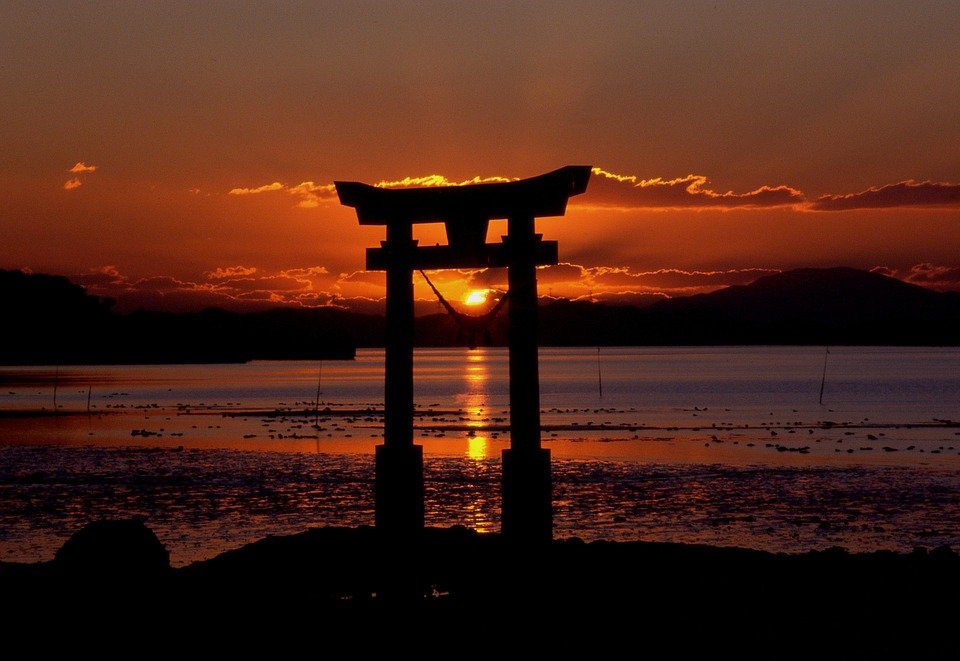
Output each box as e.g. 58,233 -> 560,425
336,165 -> 591,541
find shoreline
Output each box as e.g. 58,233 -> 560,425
4,520 -> 959,650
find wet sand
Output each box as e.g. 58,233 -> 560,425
4,400 -> 960,565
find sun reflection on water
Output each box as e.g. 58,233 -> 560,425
466,435 -> 488,461
463,350 -> 490,461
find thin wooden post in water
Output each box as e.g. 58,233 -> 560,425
314,359 -> 323,426
597,347 -> 603,398
819,347 -> 830,405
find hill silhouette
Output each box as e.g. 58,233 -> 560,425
537,267 -> 960,346
2,267 -> 958,364
0,270 -> 359,364
640,266 -> 960,344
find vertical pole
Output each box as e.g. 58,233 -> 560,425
502,215 -> 552,542
376,221 -> 424,536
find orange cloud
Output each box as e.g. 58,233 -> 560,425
810,180 -> 960,210
69,162 -> 97,174
228,182 -> 285,195
206,265 -> 258,279
64,161 -> 98,190
590,267 -> 782,290
218,275 -> 311,291
229,174 -> 515,210
228,181 -> 336,208
70,258 -> 957,316
74,265 -> 126,287
457,262 -> 783,302
339,270 -> 386,286
374,174 -> 514,188
73,264 -> 367,314
132,275 -> 210,292
571,291 -> 670,307
901,263 -> 960,290
281,266 -> 329,278
583,168 -> 805,209
225,168 -> 960,217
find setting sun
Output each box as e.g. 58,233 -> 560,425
464,290 -> 488,306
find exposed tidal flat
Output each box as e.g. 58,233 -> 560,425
2,347 -> 960,566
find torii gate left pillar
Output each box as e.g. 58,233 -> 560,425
376,219 -> 423,535
335,166 -> 591,541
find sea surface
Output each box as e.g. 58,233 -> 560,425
2,346 -> 960,566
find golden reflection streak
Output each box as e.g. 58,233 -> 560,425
463,350 -> 490,461
466,435 -> 488,461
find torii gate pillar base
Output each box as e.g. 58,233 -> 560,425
501,448 -> 552,543
375,444 -> 424,535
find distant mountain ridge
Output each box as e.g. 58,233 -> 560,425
0,270 -> 359,364
537,267 -> 960,346
1,267 -> 958,364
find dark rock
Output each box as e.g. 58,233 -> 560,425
54,519 -> 170,577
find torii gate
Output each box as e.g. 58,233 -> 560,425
336,166 -> 591,541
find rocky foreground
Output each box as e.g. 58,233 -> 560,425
2,520 -> 959,652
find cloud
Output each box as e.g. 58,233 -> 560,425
68,260 -> 797,315
534,263 -> 588,284
206,266 -> 257,279
73,264 -> 350,313
218,275 -> 311,292
281,266 -> 329,278
229,173 -> 517,210
571,291 -> 670,307
590,267 -> 781,290
64,161 -> 98,190
228,181 -> 336,208
584,168 -> 805,209
132,275 -> 203,292
226,167 -> 960,217
374,174 -> 514,188
293,291 -> 336,306
417,268 -> 478,284
339,270 -> 386,286
234,289 -> 280,302
288,181 -> 336,208
810,180 -> 960,210
230,173 -> 518,210
464,262 -> 781,302
902,263 -> 960,290
74,265 -> 126,287
228,182 -> 285,195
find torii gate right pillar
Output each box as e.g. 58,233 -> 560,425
502,214 -> 551,542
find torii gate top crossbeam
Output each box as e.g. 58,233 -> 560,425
334,165 -> 591,225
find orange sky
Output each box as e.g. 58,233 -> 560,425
2,2 -> 959,313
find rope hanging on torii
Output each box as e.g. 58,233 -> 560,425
418,270 -> 509,349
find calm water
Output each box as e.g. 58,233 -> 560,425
2,347 -> 959,565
